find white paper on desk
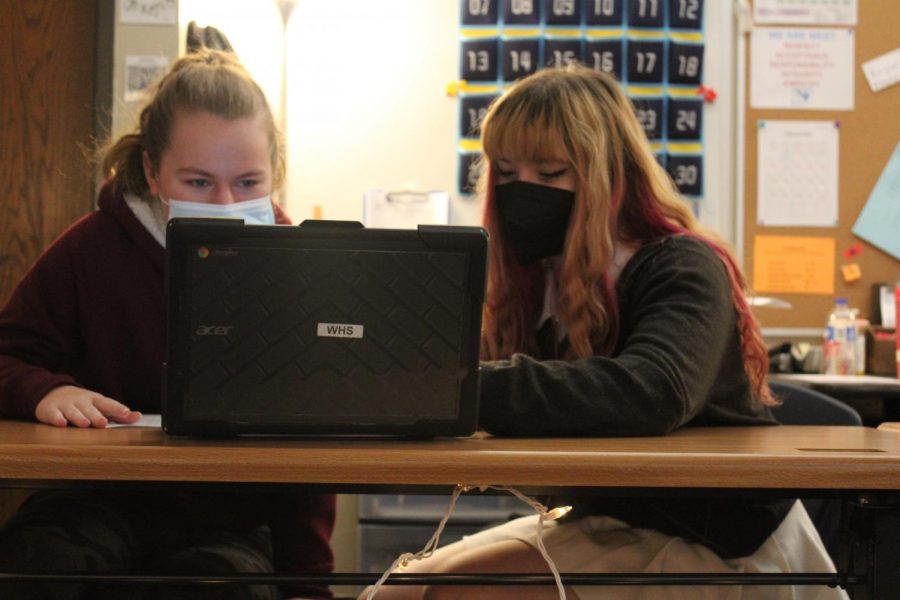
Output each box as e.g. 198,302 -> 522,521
757,120 -> 839,227
753,0 -> 857,25
363,190 -> 450,229
106,414 -> 162,429
750,28 -> 854,110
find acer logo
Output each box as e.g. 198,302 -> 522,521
195,325 -> 234,336
317,323 -> 363,339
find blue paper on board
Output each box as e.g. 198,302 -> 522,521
852,143 -> 900,261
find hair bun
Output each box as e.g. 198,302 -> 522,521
185,21 -> 236,57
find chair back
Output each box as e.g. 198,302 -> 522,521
767,379 -> 861,567
768,380 -> 862,426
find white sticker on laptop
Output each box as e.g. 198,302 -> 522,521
317,323 -> 364,339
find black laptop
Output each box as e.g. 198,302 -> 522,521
163,218 -> 487,437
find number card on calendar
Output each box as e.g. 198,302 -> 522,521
460,95 -> 498,138
456,0 -> 709,199
629,0 -> 664,28
669,0 -> 704,30
634,97 -> 664,140
586,39 -> 624,80
502,39 -> 540,80
504,0 -> 541,25
586,0 -> 624,26
627,40 -> 665,83
544,39 -> 583,69
544,0 -> 582,26
668,42 -> 704,85
461,0 -> 499,25
460,39 -> 499,81
458,153 -> 482,195
667,154 -> 704,197
667,98 -> 703,140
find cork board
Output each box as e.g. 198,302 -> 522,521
742,1 -> 900,329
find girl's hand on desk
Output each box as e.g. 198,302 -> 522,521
35,385 -> 141,428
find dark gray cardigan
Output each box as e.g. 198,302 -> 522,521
478,235 -> 791,557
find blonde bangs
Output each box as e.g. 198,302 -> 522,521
482,96 -> 570,164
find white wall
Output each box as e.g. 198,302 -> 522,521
283,1 -> 737,238
697,0 -> 738,243
179,1 -> 483,227
179,0 -> 285,121
284,1 -> 483,226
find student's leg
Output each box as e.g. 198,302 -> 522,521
359,538 -> 579,600
0,489 -> 140,600
142,525 -> 279,600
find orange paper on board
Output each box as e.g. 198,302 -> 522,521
753,235 -> 835,295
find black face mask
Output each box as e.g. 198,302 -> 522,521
495,180 -> 575,265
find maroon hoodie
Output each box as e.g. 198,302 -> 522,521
0,182 -> 335,597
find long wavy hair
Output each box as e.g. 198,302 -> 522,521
479,64 -> 775,407
101,49 -> 284,196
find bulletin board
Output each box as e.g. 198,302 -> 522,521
456,0 -> 709,206
742,1 -> 900,330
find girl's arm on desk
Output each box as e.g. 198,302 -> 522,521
479,237 -> 774,437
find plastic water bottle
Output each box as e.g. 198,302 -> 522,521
850,310 -> 867,375
823,298 -> 855,375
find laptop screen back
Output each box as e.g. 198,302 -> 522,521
163,219 -> 487,437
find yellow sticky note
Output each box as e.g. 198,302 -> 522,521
753,236 -> 835,295
841,263 -> 862,282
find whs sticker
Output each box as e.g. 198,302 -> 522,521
317,323 -> 363,339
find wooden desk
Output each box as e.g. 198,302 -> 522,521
1,422 -> 898,598
0,421 -> 897,490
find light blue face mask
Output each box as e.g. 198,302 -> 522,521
163,195 -> 276,225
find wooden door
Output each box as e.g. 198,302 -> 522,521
1,0 -> 98,304
0,0 -> 98,522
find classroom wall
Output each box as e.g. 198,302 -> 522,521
96,1 -> 740,241
283,1 -> 480,226
178,0 -> 738,238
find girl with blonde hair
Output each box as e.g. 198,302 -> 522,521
0,49 -> 334,600
364,65 -> 844,600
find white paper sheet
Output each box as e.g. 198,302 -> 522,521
107,414 -> 162,429
852,143 -> 900,261
124,55 -> 169,102
862,47 -> 900,93
363,190 -> 450,229
757,120 -> 839,227
120,0 -> 177,25
751,27 -> 855,110
753,0 -> 857,25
